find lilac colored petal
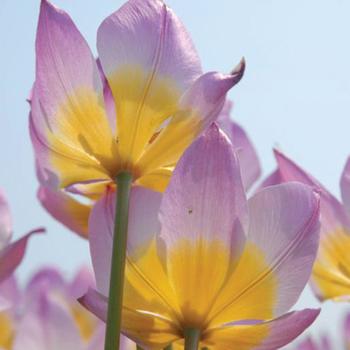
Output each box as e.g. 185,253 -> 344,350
340,156 -> 350,215
246,183 -> 320,316
79,288 -> 108,323
97,0 -> 202,100
0,189 -> 13,250
159,124 -> 247,311
160,123 -> 247,252
217,99 -> 261,191
38,185 -> 91,238
294,338 -> 319,350
32,0 -> 113,188
205,309 -> 320,350
69,266 -> 96,299
25,267 -> 65,303
220,119 -> 261,191
258,169 -> 282,189
86,325 -> 105,350
137,66 -> 245,181
13,293 -> 84,350
275,149 -> 350,235
0,275 -> 20,309
89,187 -> 162,295
0,228 -> 45,282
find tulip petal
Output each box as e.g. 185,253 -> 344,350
38,186 -> 91,238
218,101 -> 261,191
159,124 -> 247,326
32,0 -> 117,188
0,190 -> 12,251
203,309 -> 319,350
13,294 -> 84,350
97,0 -> 202,169
136,65 -> 245,178
274,150 -> 350,301
89,187 -> 180,331
209,183 -> 319,325
0,228 -> 45,282
80,288 -> 181,348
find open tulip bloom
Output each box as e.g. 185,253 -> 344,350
267,150 -> 350,302
0,190 -> 44,306
30,1 -> 245,345
80,125 -> 321,350
0,267 -> 107,350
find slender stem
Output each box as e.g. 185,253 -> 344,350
164,344 -> 173,350
104,172 -> 133,350
184,328 -> 201,350
136,346 -> 144,350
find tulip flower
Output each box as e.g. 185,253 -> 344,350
30,0 -> 244,195
81,124 -> 320,350
0,267 -> 112,349
267,149 -> 350,302
30,2 -> 244,345
291,337 -> 331,350
0,190 -> 44,289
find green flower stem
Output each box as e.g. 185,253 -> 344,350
184,328 -> 201,350
104,172 -> 133,350
136,346 -> 144,350
164,344 -> 173,350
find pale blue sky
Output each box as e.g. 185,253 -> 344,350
1,0 -> 350,346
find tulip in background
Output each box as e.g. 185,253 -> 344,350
267,150 -> 350,302
0,190 -> 44,308
0,267 -> 105,349
81,125 -> 321,350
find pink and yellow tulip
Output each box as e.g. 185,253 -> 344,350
80,125 -> 321,349
0,267 -> 108,349
30,0 -> 244,196
268,150 -> 350,301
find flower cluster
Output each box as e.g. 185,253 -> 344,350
2,0 -> 349,349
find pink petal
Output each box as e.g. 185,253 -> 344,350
275,149 -> 350,235
89,187 -> 162,295
32,0 -> 114,188
218,101 -> 261,191
97,0 -> 202,101
205,309 -> 320,350
246,183 -> 320,316
0,228 -> 45,283
69,266 -> 96,299
38,185 -> 91,239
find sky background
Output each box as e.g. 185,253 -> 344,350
1,0 -> 350,347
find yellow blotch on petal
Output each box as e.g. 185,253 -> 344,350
312,228 -> 350,300
48,88 -> 119,187
109,65 -> 181,171
207,242 -> 277,327
0,312 -> 13,349
124,238 -> 181,331
166,238 -> 233,329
